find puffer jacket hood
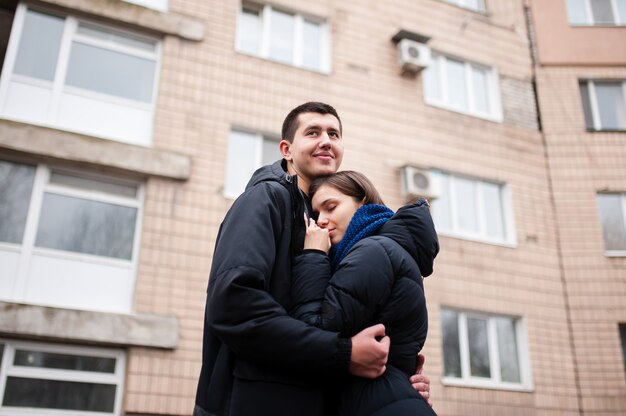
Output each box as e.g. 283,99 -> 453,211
377,199 -> 439,277
246,159 -> 293,189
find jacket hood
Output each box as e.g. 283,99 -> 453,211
377,199 -> 439,277
246,159 -> 292,190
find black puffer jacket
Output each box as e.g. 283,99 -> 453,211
194,160 -> 351,416
290,200 -> 439,416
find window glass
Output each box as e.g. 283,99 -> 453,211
261,138 -> 281,166
620,324 -> 626,369
77,23 -> 157,52
596,194 -> 626,251
65,42 -> 156,102
467,317 -> 491,378
483,182 -> 505,240
472,66 -> 490,114
302,20 -> 322,71
594,83 -> 626,130
238,7 -> 261,54
590,0 -> 615,23
579,82 -> 595,129
446,58 -> 468,111
35,193 -> 137,259
618,0 -> 626,23
269,9 -> 294,64
430,171 -> 451,230
441,309 -> 462,378
3,376 -> 116,412
14,350 -> 116,373
496,317 -> 521,383
567,0 -> 589,23
423,56 -> 442,102
49,172 -> 137,198
13,10 -> 64,81
0,160 -> 36,244
224,131 -> 259,197
454,177 -> 479,233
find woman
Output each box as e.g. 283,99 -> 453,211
290,171 -> 439,416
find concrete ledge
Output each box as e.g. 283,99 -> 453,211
34,0 -> 205,41
0,119 -> 191,180
0,302 -> 179,349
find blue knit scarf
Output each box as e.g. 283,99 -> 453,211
330,204 -> 395,270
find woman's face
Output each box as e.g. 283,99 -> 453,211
311,184 -> 363,245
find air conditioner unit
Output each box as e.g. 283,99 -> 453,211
397,38 -> 431,75
401,166 -> 439,201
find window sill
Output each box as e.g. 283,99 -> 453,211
235,49 -> 331,75
605,250 -> 626,257
38,0 -> 204,41
0,118 -> 191,180
0,301 -> 179,349
585,128 -> 626,133
424,101 -> 503,123
437,230 -> 517,248
442,376 -> 533,392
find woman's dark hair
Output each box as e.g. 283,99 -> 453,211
309,171 -> 385,205
281,102 -> 342,143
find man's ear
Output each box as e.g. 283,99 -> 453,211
279,140 -> 292,161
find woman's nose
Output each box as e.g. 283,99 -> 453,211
317,215 -> 329,227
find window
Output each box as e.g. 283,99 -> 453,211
423,53 -> 501,121
440,308 -> 532,390
122,0 -> 168,12
619,324 -> 626,372
0,340 -> 125,415
441,0 -> 486,13
224,130 -> 282,199
0,4 -> 161,146
580,81 -> 626,131
566,0 -> 626,25
0,159 -> 143,313
236,3 -> 330,72
596,193 -> 626,255
429,171 -> 515,245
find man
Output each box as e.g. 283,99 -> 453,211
194,102 -> 430,416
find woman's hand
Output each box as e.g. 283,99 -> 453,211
303,214 -> 331,253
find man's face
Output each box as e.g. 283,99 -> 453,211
280,112 -> 344,189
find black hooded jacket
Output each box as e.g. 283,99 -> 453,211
194,160 -> 352,416
290,200 -> 439,415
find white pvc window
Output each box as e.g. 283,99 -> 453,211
224,130 -> 282,199
122,0 -> 168,12
0,4 -> 162,146
580,80 -> 626,131
236,3 -> 330,73
423,53 -> 502,121
0,339 -> 125,415
566,0 -> 626,25
441,0 -> 486,13
440,309 -> 533,390
429,171 -> 516,246
0,159 -> 143,313
596,193 -> 626,255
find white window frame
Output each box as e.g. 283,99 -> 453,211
441,0 -> 487,13
0,339 -> 125,416
424,53 -> 502,122
596,193 -> 626,257
0,159 -> 144,312
223,129 -> 281,199
567,0 -> 626,25
0,3 -> 162,145
441,309 -> 533,391
235,3 -> 331,73
431,171 -> 516,246
583,80 -> 626,131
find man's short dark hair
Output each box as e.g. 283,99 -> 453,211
281,102 -> 342,143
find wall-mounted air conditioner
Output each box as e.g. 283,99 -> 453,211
401,166 -> 439,201
397,38 -> 431,75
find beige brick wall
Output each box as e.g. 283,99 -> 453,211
121,1 -> 598,415
536,66 -> 626,416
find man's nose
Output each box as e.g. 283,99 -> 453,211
318,132 -> 331,147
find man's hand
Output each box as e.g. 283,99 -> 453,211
409,353 -> 432,407
349,324 -> 389,378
